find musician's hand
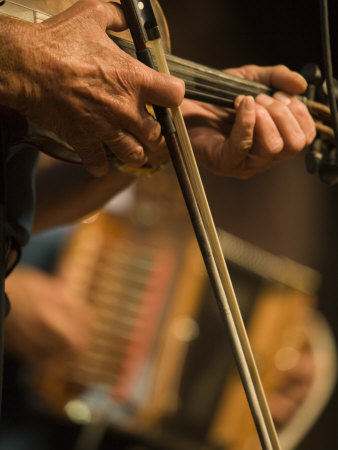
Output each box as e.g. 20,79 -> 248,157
268,343 -> 315,429
5,266 -> 93,365
1,0 -> 184,176
182,65 -> 316,178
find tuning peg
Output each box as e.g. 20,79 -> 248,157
301,64 -> 322,84
319,147 -> 338,185
321,79 -> 338,102
301,64 -> 323,101
306,139 -> 338,185
305,139 -> 324,174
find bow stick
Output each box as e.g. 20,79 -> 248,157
119,1 -> 281,449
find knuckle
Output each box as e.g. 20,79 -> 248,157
106,131 -> 126,146
241,64 -> 260,73
238,137 -> 253,154
144,117 -> 161,142
275,64 -> 288,72
291,98 -> 307,115
83,0 -> 104,15
124,149 -> 145,166
138,69 -> 155,96
112,137 -> 145,165
118,103 -> 138,128
271,103 -> 289,121
307,124 -> 317,144
268,137 -> 284,154
291,133 -> 307,152
255,104 -> 267,120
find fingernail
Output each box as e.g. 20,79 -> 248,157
235,95 -> 245,108
256,94 -> 274,106
274,91 -> 292,105
244,95 -> 255,110
292,71 -> 307,84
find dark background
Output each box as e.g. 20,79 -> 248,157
161,1 -> 338,448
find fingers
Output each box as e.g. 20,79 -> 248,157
256,93 -> 316,157
225,63 -> 315,157
227,95 -> 283,176
273,92 -> 317,144
188,96 -> 256,177
204,90 -> 315,178
227,95 -> 256,162
268,66 -> 308,94
227,64 -> 308,95
105,131 -> 147,167
106,133 -> 167,169
254,106 -> 283,155
143,69 -> 185,108
71,140 -> 110,177
40,0 -> 184,176
103,2 -> 186,108
75,113 -> 166,174
256,97 -> 305,156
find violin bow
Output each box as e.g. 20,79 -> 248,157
119,1 -> 280,449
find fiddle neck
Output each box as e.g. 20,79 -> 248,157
167,53 -> 273,107
111,35 -> 273,107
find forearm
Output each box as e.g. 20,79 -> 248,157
33,160 -> 134,233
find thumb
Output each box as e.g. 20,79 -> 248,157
227,65 -> 307,95
268,65 -> 308,95
144,70 -> 185,107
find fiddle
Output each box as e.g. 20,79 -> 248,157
0,1 -> 334,448
0,0 -> 334,167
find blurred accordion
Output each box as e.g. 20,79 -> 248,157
37,173 -> 328,450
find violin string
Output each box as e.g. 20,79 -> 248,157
151,37 -> 280,450
166,53 -> 273,95
111,36 -> 272,104
181,88 -> 236,108
111,36 -> 318,115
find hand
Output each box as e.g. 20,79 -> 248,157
5,266 -> 93,365
268,343 -> 315,429
1,0 -> 184,176
182,65 -> 316,178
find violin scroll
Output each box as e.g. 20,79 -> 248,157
302,63 -> 338,185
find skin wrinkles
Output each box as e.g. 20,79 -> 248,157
0,5 -> 319,411
0,1 -> 315,178
254,106 -> 284,154
1,1 -> 184,175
